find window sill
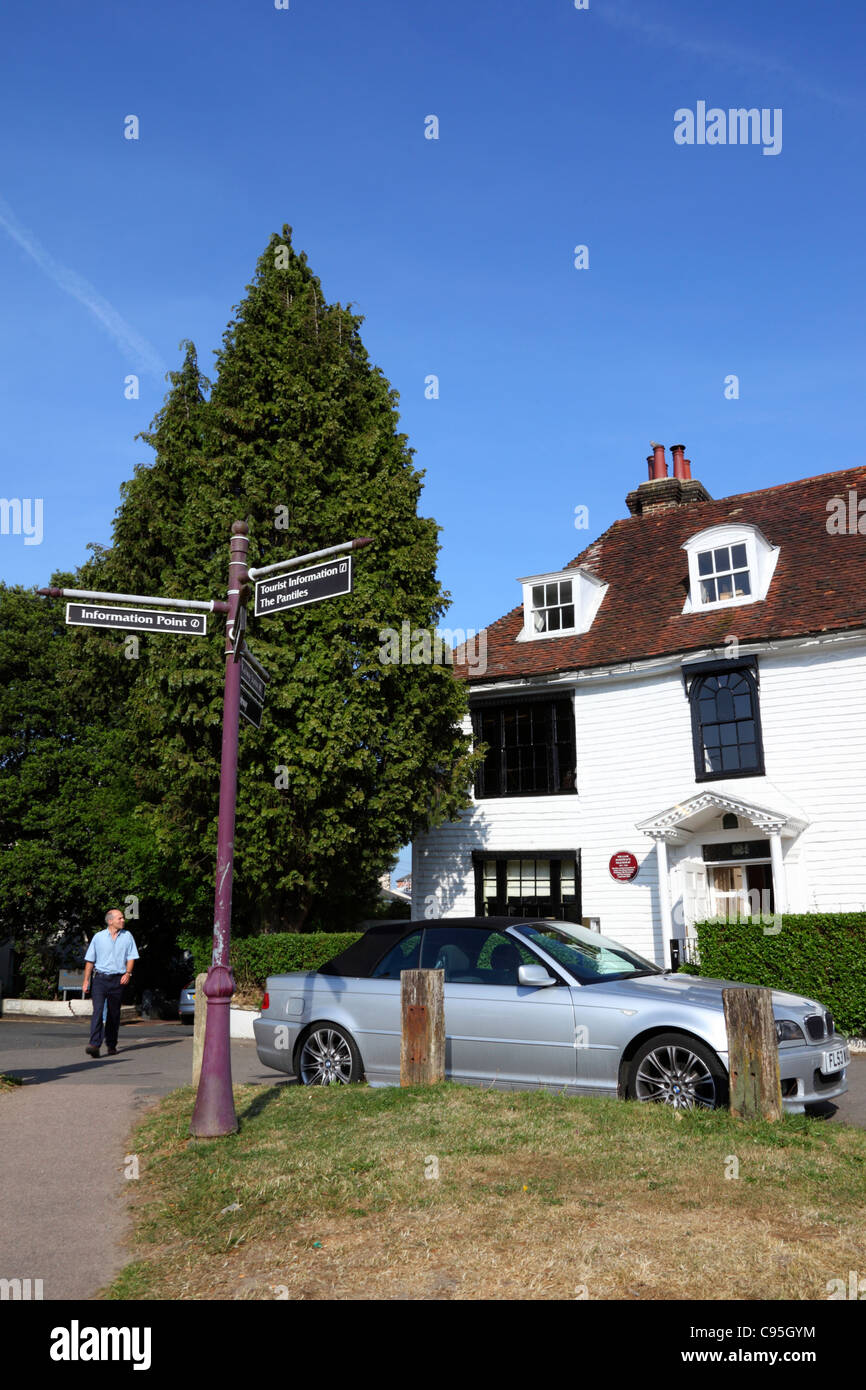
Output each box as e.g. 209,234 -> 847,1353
694,767 -> 765,782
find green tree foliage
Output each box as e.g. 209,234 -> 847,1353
0,578 -> 182,990
85,227 -> 479,933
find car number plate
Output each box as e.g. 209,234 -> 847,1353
821,1046 -> 849,1072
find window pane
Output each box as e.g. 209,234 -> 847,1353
714,547 -> 730,571
697,551 -> 713,576
700,578 -> 717,603
731,543 -> 748,568
560,580 -> 572,603
535,860 -> 551,894
721,744 -> 741,770
716,689 -> 735,721
717,574 -> 734,600
372,931 -> 422,979
719,723 -> 737,746
733,693 -> 752,718
739,743 -> 757,768
532,585 -> 544,607
560,605 -> 575,628
735,571 -> 751,596
547,607 -> 561,631
545,583 -> 558,606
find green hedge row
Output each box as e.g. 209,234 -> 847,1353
180,932 -> 363,991
694,913 -> 866,1037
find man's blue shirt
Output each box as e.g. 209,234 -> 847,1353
85,928 -> 140,973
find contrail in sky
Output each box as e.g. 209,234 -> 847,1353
0,194 -> 166,377
597,3 -> 859,111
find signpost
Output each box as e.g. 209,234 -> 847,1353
238,651 -> 268,729
38,528 -> 372,1139
253,555 -> 352,617
65,602 -> 207,636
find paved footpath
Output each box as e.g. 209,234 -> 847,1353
0,1016 -> 284,1301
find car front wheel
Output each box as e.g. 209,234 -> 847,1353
627,1033 -> 728,1111
296,1023 -> 364,1086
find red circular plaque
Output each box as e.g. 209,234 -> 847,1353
609,851 -> 639,882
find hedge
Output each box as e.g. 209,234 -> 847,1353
179,932 -> 363,991
694,913 -> 866,1037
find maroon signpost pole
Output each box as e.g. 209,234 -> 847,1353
189,521 -> 250,1137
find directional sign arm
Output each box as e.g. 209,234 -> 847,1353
37,586 -> 229,613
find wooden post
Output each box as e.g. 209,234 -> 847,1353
722,985 -> 783,1121
400,969 -> 445,1085
192,972 -> 208,1087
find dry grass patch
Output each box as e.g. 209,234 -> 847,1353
104,1081 -> 866,1301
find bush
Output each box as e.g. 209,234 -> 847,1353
17,941 -> 58,999
694,913 -> 866,1036
178,931 -> 364,992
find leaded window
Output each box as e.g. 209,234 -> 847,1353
472,697 -> 576,797
688,664 -> 764,779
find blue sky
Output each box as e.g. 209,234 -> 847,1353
2,1 -> 864,877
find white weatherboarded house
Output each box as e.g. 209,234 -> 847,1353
412,446 -> 866,966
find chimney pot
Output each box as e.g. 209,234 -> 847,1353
646,454 -> 655,480
650,442 -> 667,480
683,457 -> 692,479
671,444 -> 687,479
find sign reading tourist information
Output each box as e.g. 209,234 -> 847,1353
609,851 -> 639,882
238,652 -> 269,729
254,557 -> 352,618
65,603 -> 207,636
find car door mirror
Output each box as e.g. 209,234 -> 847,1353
518,963 -> 558,988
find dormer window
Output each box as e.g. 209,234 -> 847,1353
531,578 -> 574,633
696,542 -> 751,603
682,524 -> 779,613
517,566 -> 608,641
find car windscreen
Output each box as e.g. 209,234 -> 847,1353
513,923 -> 662,984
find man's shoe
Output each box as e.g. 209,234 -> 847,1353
106,1047 -> 118,1055
85,1045 -> 100,1058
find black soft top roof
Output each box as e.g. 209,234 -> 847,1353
317,917 -> 540,979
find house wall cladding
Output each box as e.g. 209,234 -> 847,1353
412,636 -> 866,964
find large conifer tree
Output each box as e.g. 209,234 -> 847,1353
92,227 -> 478,932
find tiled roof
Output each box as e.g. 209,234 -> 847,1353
456,465 -> 866,684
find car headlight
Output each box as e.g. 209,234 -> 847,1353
775,1019 -> 805,1043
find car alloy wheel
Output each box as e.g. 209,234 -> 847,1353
630,1034 -> 725,1110
298,1025 -> 361,1086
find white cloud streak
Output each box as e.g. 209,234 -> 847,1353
597,3 -> 859,111
0,194 -> 166,377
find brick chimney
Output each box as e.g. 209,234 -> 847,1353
627,442 -> 711,516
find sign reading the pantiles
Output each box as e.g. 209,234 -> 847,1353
609,851 -> 639,882
254,557 -> 352,617
65,603 -> 207,636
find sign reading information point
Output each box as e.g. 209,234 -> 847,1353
65,602 -> 207,635
254,557 -> 352,617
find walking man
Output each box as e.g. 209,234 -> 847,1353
82,909 -> 139,1058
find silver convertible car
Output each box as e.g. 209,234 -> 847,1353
253,917 -> 850,1112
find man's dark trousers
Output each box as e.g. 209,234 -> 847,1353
89,972 -> 124,1049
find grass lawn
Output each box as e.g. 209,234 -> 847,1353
105,1081 -> 866,1301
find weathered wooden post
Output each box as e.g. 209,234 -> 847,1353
191,972 -> 208,1088
722,985 -> 783,1121
400,969 -> 445,1085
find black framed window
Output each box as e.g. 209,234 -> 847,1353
473,851 -> 581,924
471,697 -> 576,797
686,661 -> 764,780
